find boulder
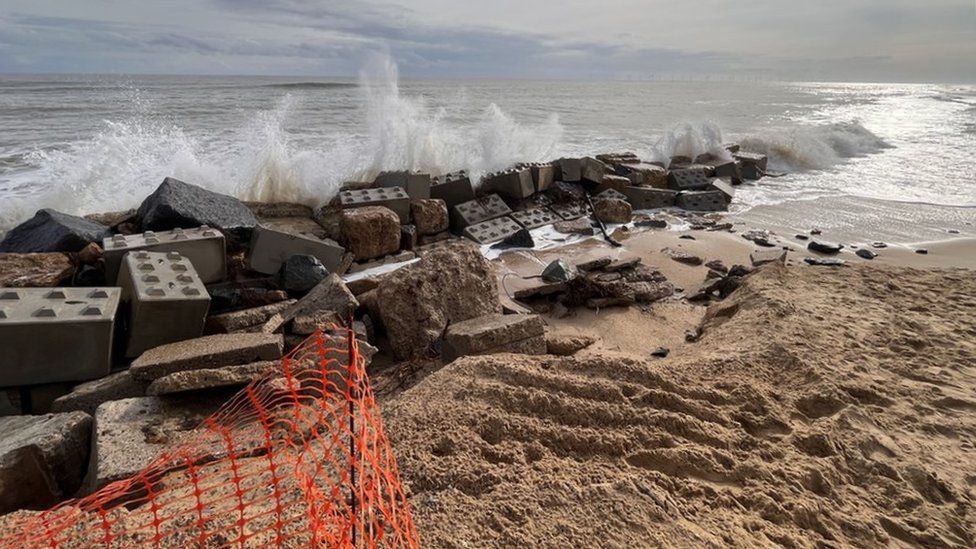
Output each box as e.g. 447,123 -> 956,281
410,199 -> 449,235
808,240 -> 843,254
340,206 -> 400,261
146,361 -> 276,395
129,333 -> 284,382
204,300 -> 297,334
593,198 -> 632,224
546,333 -> 596,356
136,177 -> 258,237
85,395 -> 222,491
0,412 -> 92,512
263,274 -> 358,332
0,252 -> 75,287
0,209 -> 110,253
856,248 -> 877,260
50,371 -> 148,416
281,254 -> 328,293
442,314 -> 546,361
376,245 -> 501,359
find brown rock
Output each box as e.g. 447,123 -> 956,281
0,252 -> 75,287
84,210 -> 136,228
663,247 -> 704,266
340,206 -> 401,261
443,314 -> 546,361
377,245 -> 501,359
593,198 -> 632,224
145,361 -> 276,395
243,202 -> 314,219
69,242 -> 103,265
129,333 -> 284,381
410,199 -> 449,235
546,333 -> 597,356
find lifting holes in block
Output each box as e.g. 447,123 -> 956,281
65,300 -> 85,305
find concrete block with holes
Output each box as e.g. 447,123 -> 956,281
0,287 -> 121,386
118,251 -> 210,358
102,226 -> 226,285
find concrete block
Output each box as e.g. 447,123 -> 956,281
451,194 -> 512,230
675,190 -> 728,212
248,224 -> 345,275
594,174 -> 631,195
24,382 -> 74,414
616,162 -> 669,188
709,178 -> 736,202
667,166 -> 713,191
204,300 -> 296,334
442,313 -> 546,361
103,226 -> 226,284
550,202 -> 591,221
482,168 -> 534,200
557,158 -> 582,182
0,287 -> 120,386
595,188 -> 628,202
623,187 -> 678,210
338,187 -> 411,223
581,157 -> 608,184
704,158 -> 742,182
463,216 -> 523,244
129,333 -> 283,382
733,152 -> 768,180
50,370 -> 148,415
527,163 -> 556,192
511,207 -> 560,230
259,216 -> 329,240
118,251 -> 210,359
430,172 -> 476,209
374,170 -> 431,199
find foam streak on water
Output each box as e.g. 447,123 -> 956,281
0,68 -> 974,233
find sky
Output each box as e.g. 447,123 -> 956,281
0,0 -> 974,82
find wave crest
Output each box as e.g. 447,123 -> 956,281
739,121 -> 890,172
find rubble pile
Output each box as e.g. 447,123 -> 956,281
0,143 -> 770,514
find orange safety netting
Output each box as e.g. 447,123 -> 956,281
1,328 -> 418,548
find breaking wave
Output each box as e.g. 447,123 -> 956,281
738,121 -> 891,172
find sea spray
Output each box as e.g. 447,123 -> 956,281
738,121 -> 890,172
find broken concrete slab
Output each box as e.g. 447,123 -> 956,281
553,218 -> 594,236
85,395 -> 223,492
263,274 -> 358,333
546,333 -> 596,356
442,313 -> 546,361
0,209 -> 110,254
128,333 -> 284,382
0,412 -> 92,513
410,199 -> 449,235
146,361 -> 276,396
340,206 -> 401,261
137,177 -> 258,238
50,370 -> 148,416
291,310 -> 343,335
0,252 -> 75,287
204,300 -> 296,334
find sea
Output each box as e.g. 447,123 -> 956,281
1,58 -> 974,243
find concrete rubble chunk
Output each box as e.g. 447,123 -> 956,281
377,246 -> 501,359
0,412 -> 92,513
129,333 -> 284,382
751,249 -> 788,267
0,209 -> 110,254
592,197 -> 632,224
546,333 -> 597,356
0,252 -> 75,287
663,247 -> 704,266
85,395 -> 223,492
281,254 -> 328,293
553,218 -> 595,236
291,310 -> 343,335
264,273 -> 358,334
146,361 -> 276,396
137,177 -> 258,237
443,313 -> 546,361
340,206 -> 401,261
50,370 -> 148,416
410,199 -> 450,235
205,299 -> 297,334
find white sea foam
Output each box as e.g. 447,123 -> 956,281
738,121 -> 890,172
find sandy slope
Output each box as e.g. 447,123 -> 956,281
383,263 -> 976,548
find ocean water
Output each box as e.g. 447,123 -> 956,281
1,59 -> 974,241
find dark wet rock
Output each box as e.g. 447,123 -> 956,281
281,254 -> 329,293
542,259 -> 574,283
742,229 -> 775,247
650,347 -> 670,358
810,229 -> 822,235
915,248 -> 929,255
491,228 -> 534,250
807,240 -> 843,254
633,216 -> 668,229
804,257 -> 846,267
727,264 -> 753,277
137,177 -> 258,239
855,249 -> 877,260
794,234 -> 809,241
0,209 -> 110,253
704,259 -> 728,273
663,247 -> 703,266
679,235 -> 696,240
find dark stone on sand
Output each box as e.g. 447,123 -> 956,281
807,240 -> 843,254
742,229 -> 775,247
871,242 -> 888,249
0,209 -> 110,253
542,259 -> 573,283
795,234 -> 809,241
281,254 -> 329,293
679,235 -> 696,240
915,248 -> 928,255
727,264 -> 752,278
634,217 -> 667,229
804,257 -> 846,267
650,347 -> 670,358
855,249 -> 877,260
492,228 -> 534,250
810,229 -> 822,235
137,177 -> 258,239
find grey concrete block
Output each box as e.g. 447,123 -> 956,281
623,187 -> 678,209
709,178 -> 736,202
557,158 -> 582,182
118,251 -> 210,359
338,187 -> 411,223
374,171 -> 431,199
616,162 -> 668,188
527,163 -> 556,192
430,172 -> 475,209
482,168 -> 534,200
0,412 -> 92,512
129,333 -> 283,382
668,165 -> 713,191
581,157 -> 608,183
451,194 -> 512,230
550,202 -> 591,221
248,224 -> 345,275
103,225 -> 226,284
0,287 -> 120,386
462,216 -> 522,245
733,152 -> 768,179
443,313 -> 546,361
675,190 -> 728,211
510,207 -> 560,230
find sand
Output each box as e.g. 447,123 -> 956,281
382,261 -> 976,547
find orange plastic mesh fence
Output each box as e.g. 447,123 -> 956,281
1,328 -> 419,548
